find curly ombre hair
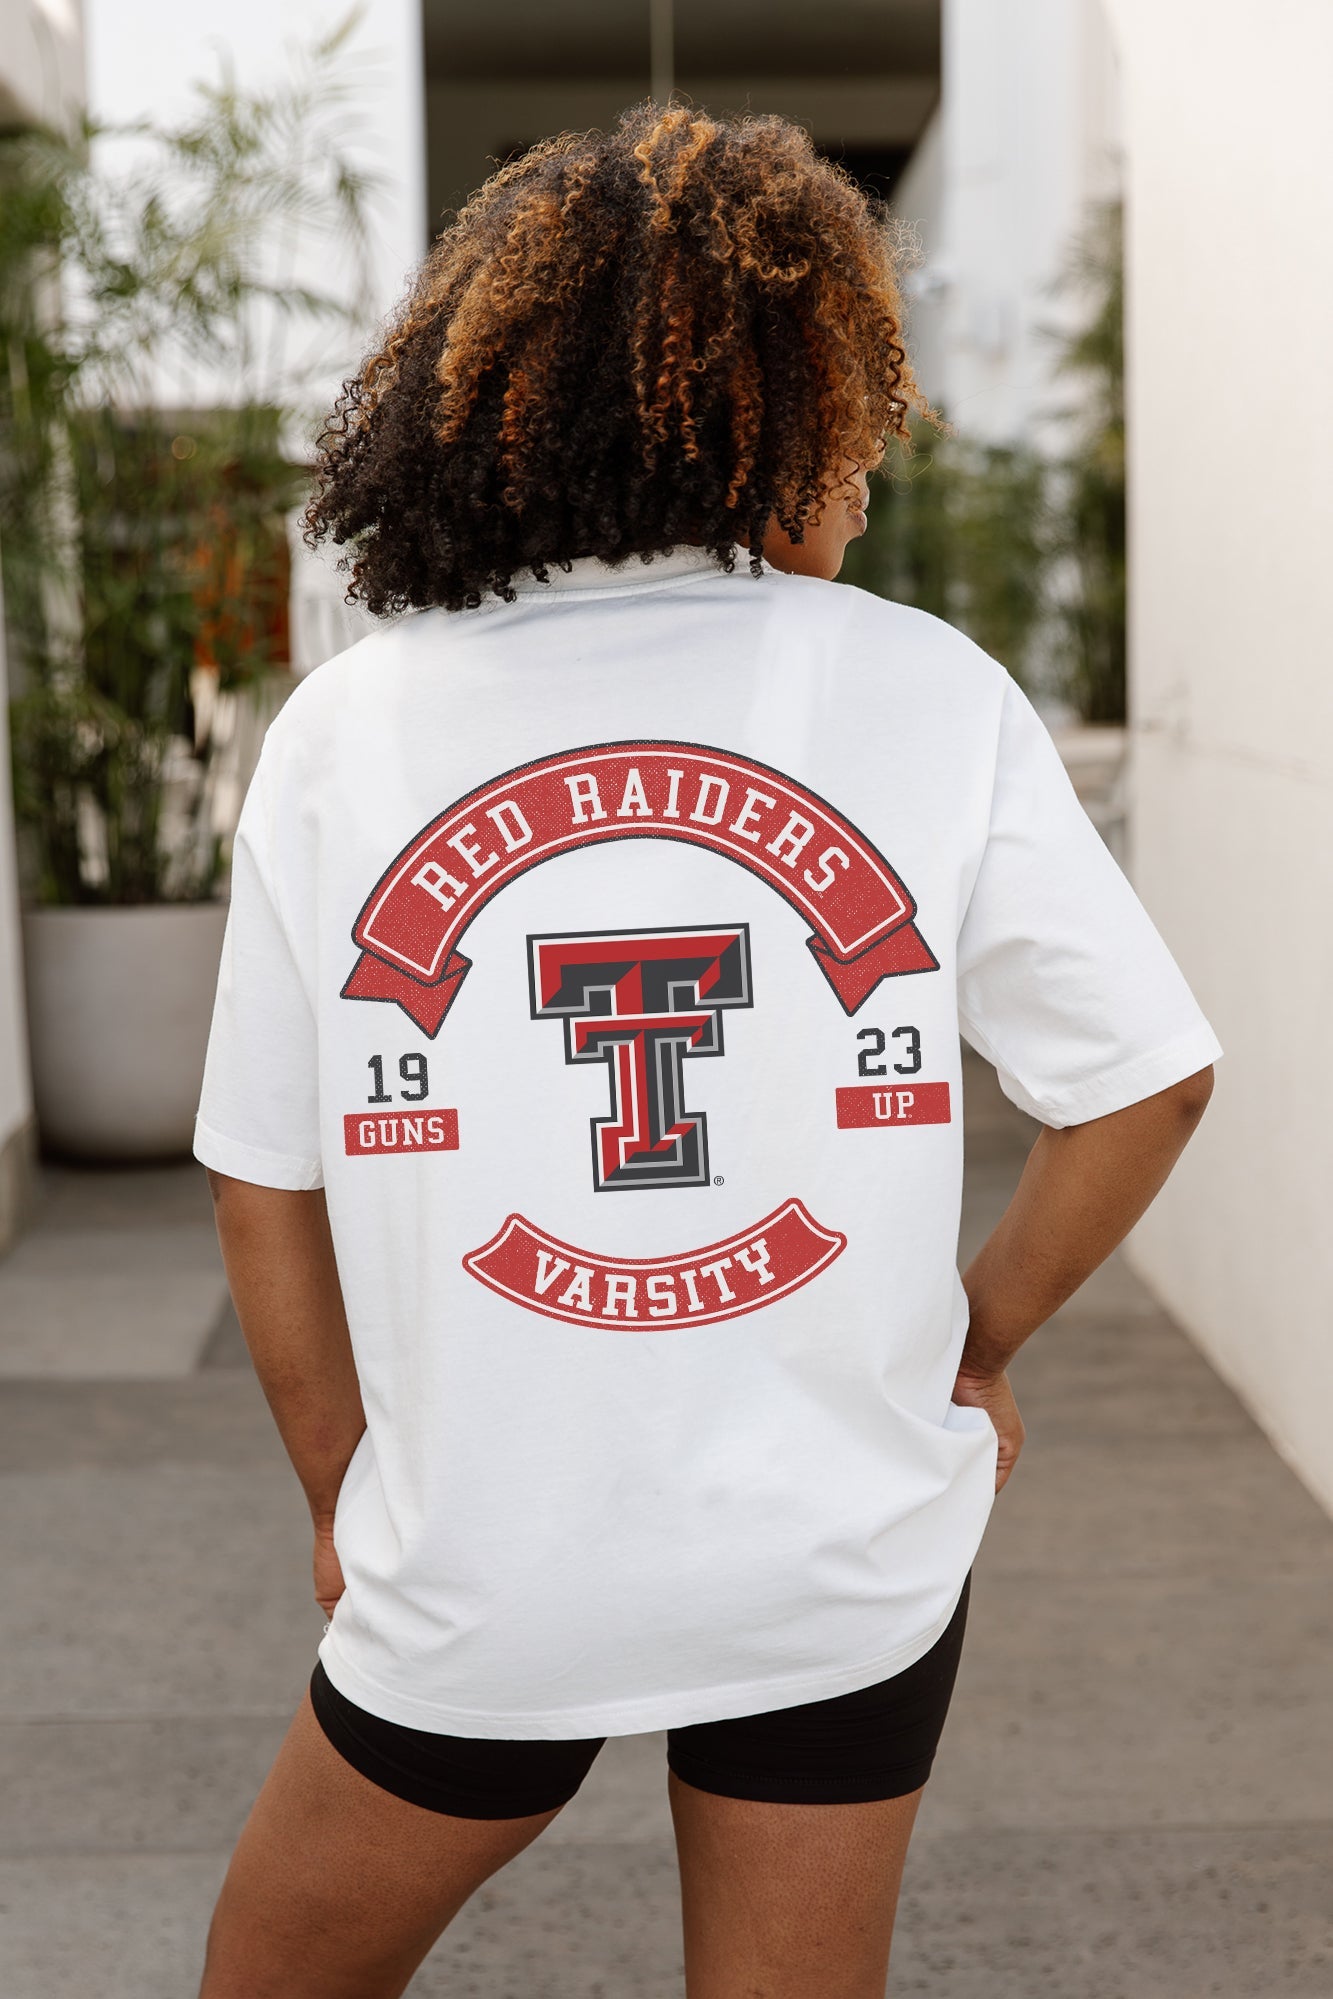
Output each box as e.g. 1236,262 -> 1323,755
305,103 -> 926,613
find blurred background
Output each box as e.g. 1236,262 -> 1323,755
1,3 -> 1330,1994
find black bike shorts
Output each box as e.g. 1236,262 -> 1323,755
308,1572 -> 970,1821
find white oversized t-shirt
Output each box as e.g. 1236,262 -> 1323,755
195,547 -> 1220,1739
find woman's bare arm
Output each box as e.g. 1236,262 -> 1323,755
206,1173 -> 365,1615
954,1065 -> 1215,1488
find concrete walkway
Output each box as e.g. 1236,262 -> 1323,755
2,1057 -> 1330,1996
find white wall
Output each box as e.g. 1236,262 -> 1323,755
1103,0 -> 1333,1512
0,0 -> 84,129
894,0 -> 1120,444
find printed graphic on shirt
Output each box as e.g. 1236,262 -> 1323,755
341,740 -> 938,1037
344,1109 -> 460,1155
339,739 -> 939,1325
529,925 -> 752,1192
465,1200 -> 846,1329
835,1083 -> 952,1128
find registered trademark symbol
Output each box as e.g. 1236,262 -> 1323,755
713,1175 -> 724,1185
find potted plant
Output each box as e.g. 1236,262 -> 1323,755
0,31 -> 373,1157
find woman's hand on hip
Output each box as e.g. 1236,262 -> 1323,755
952,1367 -> 1025,1492
313,1518 -> 346,1620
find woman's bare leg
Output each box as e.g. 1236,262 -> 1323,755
199,1693 -> 566,1999
668,1769 -> 924,1999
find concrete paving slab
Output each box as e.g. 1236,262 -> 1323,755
923,1567 -> 1333,1831
0,1716 -> 286,1856
0,1465 -> 317,1719
0,1225 -> 226,1378
983,1432 -> 1333,1573
1007,1312 -> 1256,1441
0,1373 -> 279,1476
0,1853 -> 222,1999
892,1824 -> 1333,1998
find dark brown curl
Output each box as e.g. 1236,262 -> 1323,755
304,102 -> 926,612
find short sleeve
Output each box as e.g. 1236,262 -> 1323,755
957,679 -> 1221,1128
193,756 -> 324,1188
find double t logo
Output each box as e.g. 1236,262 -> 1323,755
528,926 -> 753,1192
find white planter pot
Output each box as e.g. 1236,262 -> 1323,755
22,903 -> 228,1162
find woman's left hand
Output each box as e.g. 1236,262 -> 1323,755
313,1518 -> 346,1620
952,1366 -> 1025,1492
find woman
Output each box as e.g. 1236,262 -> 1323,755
194,104 -> 1218,1997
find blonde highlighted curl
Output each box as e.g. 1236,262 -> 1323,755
305,103 -> 926,613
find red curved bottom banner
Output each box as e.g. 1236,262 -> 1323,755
464,1199 -> 846,1329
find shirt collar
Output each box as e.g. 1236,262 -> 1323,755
505,546 -> 760,593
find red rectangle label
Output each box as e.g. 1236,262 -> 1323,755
835,1083 -> 951,1129
344,1110 -> 459,1156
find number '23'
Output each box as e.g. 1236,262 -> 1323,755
856,1026 -> 922,1078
